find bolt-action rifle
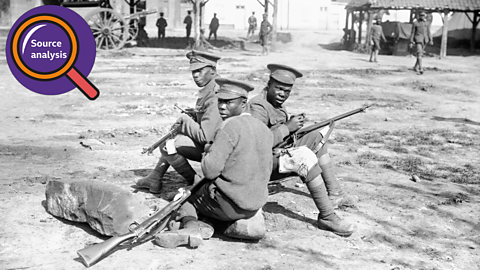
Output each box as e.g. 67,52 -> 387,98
277,104 -> 373,149
76,178 -> 207,268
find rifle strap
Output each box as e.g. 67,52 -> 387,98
314,121 -> 335,154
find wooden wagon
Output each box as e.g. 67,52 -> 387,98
44,0 -> 156,50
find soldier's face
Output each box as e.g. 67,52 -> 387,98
266,79 -> 293,107
218,97 -> 246,119
191,66 -> 214,87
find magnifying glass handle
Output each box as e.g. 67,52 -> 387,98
66,66 -> 100,100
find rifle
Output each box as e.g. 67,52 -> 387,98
141,124 -> 179,155
174,103 -> 196,120
77,178 -> 207,268
277,104 -> 372,149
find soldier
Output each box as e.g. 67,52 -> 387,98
135,51 -> 223,193
156,12 -> 168,41
259,13 -> 272,55
369,18 -> 386,63
208,13 -> 219,41
184,10 -> 193,44
247,12 -> 257,40
247,64 -> 355,237
154,78 -> 273,248
409,11 -> 433,75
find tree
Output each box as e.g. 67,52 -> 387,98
190,0 -> 210,49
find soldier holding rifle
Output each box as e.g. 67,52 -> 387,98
154,78 -> 273,248
247,64 -> 356,237
135,51 -> 223,193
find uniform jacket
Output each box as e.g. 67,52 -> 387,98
156,18 -> 167,30
184,15 -> 192,27
248,16 -> 257,27
201,113 -> 273,211
259,20 -> 272,36
410,20 -> 431,45
210,17 -> 219,30
247,89 -> 290,147
371,24 -> 386,42
177,77 -> 222,146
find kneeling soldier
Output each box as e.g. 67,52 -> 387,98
248,64 -> 355,237
154,78 -> 273,248
135,51 -> 223,193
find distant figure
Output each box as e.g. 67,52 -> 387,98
369,19 -> 386,62
259,13 -> 272,56
156,12 -> 168,41
136,22 -> 149,47
247,12 -> 257,40
208,13 -> 219,41
409,11 -> 433,75
184,10 -> 193,44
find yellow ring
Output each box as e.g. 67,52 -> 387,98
12,15 -> 77,80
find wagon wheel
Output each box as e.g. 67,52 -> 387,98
85,8 -> 128,51
127,18 -> 139,41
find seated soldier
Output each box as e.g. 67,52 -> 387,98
247,64 -> 355,237
135,51 -> 223,193
154,78 -> 273,248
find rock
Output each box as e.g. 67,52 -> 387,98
45,179 -> 150,236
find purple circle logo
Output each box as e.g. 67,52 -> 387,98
6,6 -> 99,100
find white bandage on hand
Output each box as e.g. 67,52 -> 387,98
164,139 -> 177,155
278,146 -> 318,178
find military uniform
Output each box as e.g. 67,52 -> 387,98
246,64 -> 355,237
156,13 -> 167,39
247,14 -> 257,37
135,51 -> 223,192
259,17 -> 272,46
247,65 -> 328,180
179,78 -> 273,222
409,12 -> 432,73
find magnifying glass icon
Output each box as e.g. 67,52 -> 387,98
10,14 -> 99,100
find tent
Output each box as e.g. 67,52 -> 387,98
433,12 -> 480,48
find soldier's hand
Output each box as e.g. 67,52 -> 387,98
285,114 -> 305,133
429,40 -> 434,46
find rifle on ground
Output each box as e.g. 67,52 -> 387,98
277,104 -> 373,149
141,124 -> 179,155
76,178 -> 207,268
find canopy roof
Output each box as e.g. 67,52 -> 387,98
346,0 -> 480,12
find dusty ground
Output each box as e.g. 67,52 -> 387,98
1,30 -> 480,270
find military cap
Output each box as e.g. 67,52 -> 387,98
267,64 -> 303,85
419,11 -> 427,17
215,78 -> 254,100
186,50 -> 221,71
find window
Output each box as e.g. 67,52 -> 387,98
236,5 -> 245,9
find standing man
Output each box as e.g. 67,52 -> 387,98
184,10 -> 193,45
259,13 -> 272,55
409,11 -> 433,74
247,12 -> 257,40
247,64 -> 355,237
135,51 -> 223,193
156,12 -> 168,42
369,18 -> 387,63
154,78 -> 274,248
208,13 -> 220,41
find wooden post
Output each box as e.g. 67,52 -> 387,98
194,0 -> 201,48
358,10 -> 363,44
271,0 -> 278,51
440,10 -> 451,59
264,0 -> 268,14
471,12 -> 479,52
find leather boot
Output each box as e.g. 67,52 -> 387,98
318,154 -> 343,197
153,220 -> 203,248
134,156 -> 169,193
305,165 -> 355,237
223,209 -> 266,240
162,152 -> 198,185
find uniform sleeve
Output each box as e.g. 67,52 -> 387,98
177,97 -> 222,145
201,124 -> 236,180
248,99 -> 290,147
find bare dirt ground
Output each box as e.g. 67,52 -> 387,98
1,30 -> 480,270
